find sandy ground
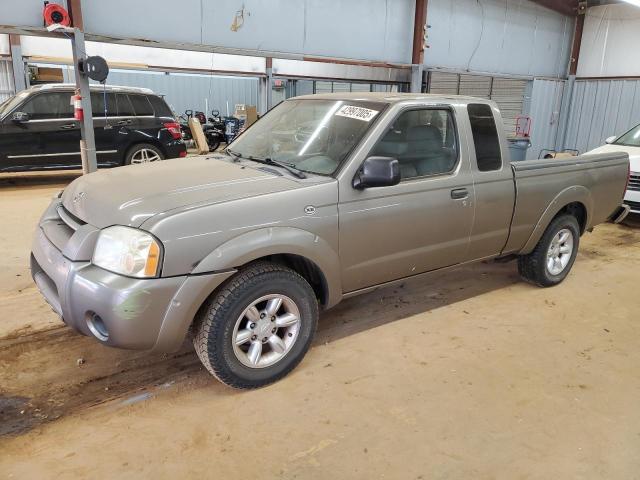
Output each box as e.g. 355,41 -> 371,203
1,173 -> 639,479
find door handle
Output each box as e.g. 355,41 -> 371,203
59,123 -> 77,130
116,119 -> 132,126
451,188 -> 469,200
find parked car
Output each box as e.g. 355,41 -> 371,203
0,84 -> 186,171
585,123 -> 640,215
31,93 -> 629,389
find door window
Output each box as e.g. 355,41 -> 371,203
129,95 -> 154,116
21,92 -> 74,120
468,103 -> 502,172
370,108 -> 458,180
90,91 -> 117,117
115,94 -> 135,117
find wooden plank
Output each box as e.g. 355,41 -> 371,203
188,118 -> 209,155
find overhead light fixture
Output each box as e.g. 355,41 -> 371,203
620,0 -> 640,7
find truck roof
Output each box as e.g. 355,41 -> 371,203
293,91 -> 495,106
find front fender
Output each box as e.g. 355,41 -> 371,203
520,185 -> 593,254
192,227 -> 342,308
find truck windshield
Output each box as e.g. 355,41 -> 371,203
227,99 -> 386,176
614,124 -> 640,147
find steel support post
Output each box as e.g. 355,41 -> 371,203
70,28 -> 97,174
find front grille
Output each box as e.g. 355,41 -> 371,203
629,173 -> 640,192
626,200 -> 640,212
57,205 -> 86,231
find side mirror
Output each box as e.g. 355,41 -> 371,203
353,156 -> 401,189
605,135 -> 616,144
11,111 -> 30,123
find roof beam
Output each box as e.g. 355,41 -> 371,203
529,0 -> 579,16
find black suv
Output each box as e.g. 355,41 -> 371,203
0,84 -> 186,171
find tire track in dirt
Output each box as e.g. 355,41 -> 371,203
0,326 -> 203,436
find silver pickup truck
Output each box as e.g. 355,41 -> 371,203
31,93 -> 629,388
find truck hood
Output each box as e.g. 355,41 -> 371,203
62,157 -> 301,229
586,144 -> 640,173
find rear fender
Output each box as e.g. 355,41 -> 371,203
520,185 -> 593,254
192,227 -> 342,308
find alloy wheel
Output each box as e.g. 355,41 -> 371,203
232,294 -> 301,368
130,148 -> 161,164
546,228 -> 574,275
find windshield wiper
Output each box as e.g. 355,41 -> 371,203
261,158 -> 307,179
226,147 -> 241,162
225,149 -> 307,179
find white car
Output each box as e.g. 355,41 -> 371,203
587,123 -> 640,214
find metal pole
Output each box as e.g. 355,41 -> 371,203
70,28 -> 97,174
8,35 -> 26,93
410,64 -> 424,93
265,57 -> 273,111
257,76 -> 268,115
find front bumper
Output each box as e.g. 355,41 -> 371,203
624,188 -> 640,214
30,200 -> 234,352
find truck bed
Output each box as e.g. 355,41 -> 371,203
503,151 -> 629,255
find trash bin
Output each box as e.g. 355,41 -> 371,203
507,137 -> 532,162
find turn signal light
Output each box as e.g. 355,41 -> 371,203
144,241 -> 161,277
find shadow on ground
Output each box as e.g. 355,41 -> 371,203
0,261 -> 518,436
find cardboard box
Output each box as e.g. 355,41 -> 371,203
234,104 -> 258,127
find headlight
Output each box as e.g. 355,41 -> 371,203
92,226 -> 162,278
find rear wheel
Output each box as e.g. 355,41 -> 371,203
518,214 -> 580,287
193,262 -> 318,389
208,139 -> 221,152
124,143 -> 164,165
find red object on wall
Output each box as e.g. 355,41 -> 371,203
515,115 -> 532,138
43,3 -> 71,27
71,94 -> 83,121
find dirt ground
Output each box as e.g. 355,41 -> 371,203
1,173 -> 639,479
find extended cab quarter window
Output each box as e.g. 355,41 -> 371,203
468,103 -> 502,172
21,92 -> 74,120
371,108 -> 458,180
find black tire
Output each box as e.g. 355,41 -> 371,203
193,262 -> 319,389
124,143 -> 164,165
208,140 -> 221,152
518,214 -> 580,287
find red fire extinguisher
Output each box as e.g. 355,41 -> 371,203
71,94 -> 83,121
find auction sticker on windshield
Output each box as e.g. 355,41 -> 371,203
335,105 -> 379,122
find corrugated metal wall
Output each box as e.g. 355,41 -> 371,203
564,79 -> 640,153
0,60 -> 15,102
60,67 -> 259,117
426,0 -> 574,78
527,78 -> 565,159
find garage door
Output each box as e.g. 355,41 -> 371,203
491,78 -> 528,135
428,72 -> 528,136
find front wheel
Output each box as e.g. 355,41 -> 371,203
518,214 -> 580,287
193,262 -> 319,389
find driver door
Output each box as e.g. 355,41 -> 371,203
338,106 -> 475,293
